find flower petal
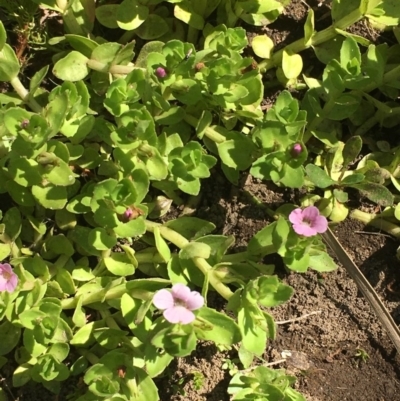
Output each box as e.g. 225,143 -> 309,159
302,206 -> 319,222
0,276 -> 8,292
292,223 -> 316,237
153,289 -> 175,310
9,274 -> 18,291
289,208 -> 304,225
171,283 -> 191,302
185,291 -> 204,311
313,215 -> 328,233
0,263 -> 12,274
163,306 -> 195,324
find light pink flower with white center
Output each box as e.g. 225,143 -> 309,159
0,263 -> 18,293
153,283 -> 204,324
289,206 -> 328,237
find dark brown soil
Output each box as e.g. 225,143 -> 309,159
159,173 -> 400,401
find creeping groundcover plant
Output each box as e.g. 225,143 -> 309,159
0,0 -> 399,400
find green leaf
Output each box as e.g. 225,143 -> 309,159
65,34 -> 98,58
165,217 -> 215,240
340,37 -> 361,73
0,243 -> 10,260
359,0 -> 382,14
305,164 -> 335,188
333,189 -> 349,203
135,41 -> 164,68
117,0 -> 149,30
217,137 -> 255,170
53,51 -> 89,81
252,35 -> 274,58
248,222 -> 276,256
95,5 -> 119,29
3,207 -> 22,243
141,343 -> 174,378
351,182 -> 394,206
273,217 -> 290,255
30,65 -> 49,94
309,249 -> 337,272
256,276 -> 293,307
12,364 -> 31,388
277,164 -> 305,188
46,235 -> 75,256
342,135 -> 362,168
304,8 -> 315,46
88,228 -> 117,251
114,217 -> 146,238
341,173 -> 365,185
32,185 -> 68,210
104,252 -> 135,276
19,308 -> 47,330
180,242 -> 211,259
332,0 -> 359,22
48,343 -> 69,363
135,14 -> 169,40
0,44 -> 20,81
195,307 -> 241,345
0,321 -> 21,356
72,297 -> 87,328
174,3 -> 204,30
154,107 -> 185,126
284,249 -> 310,272
0,21 -> 6,51
282,50 -> 303,79
154,227 -> 171,263
56,269 -> 76,294
90,43 -> 122,70
70,322 -> 95,346
238,304 -> 267,356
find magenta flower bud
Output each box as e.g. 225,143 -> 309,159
124,207 -> 134,220
291,143 -> 302,157
20,119 -> 29,129
155,67 -> 167,78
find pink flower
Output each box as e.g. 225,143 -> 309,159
155,67 -> 167,78
0,263 -> 18,293
289,206 -> 328,237
153,283 -> 204,324
291,143 -> 302,157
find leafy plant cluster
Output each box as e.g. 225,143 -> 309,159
0,0 -> 400,400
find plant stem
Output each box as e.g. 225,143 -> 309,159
118,30 -> 136,45
61,279 -> 152,309
145,220 -> 234,300
258,8 -> 364,73
350,209 -> 400,238
184,114 -> 226,143
10,76 -> 42,113
362,64 -> 400,93
78,349 -> 99,365
354,112 -> 380,136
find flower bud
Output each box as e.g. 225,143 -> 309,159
291,143 -> 302,157
155,67 -> 167,78
124,207 -> 134,220
118,206 -> 143,223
